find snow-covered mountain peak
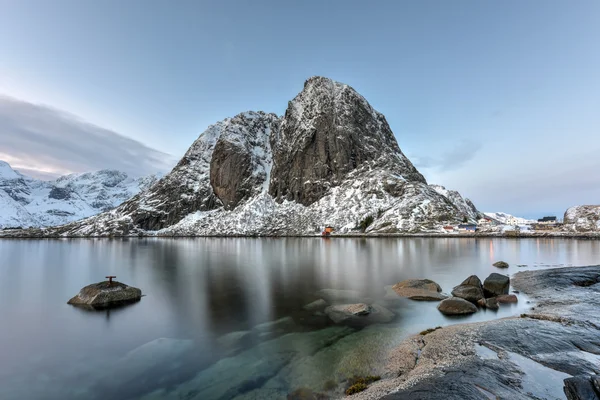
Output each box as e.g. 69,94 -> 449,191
270,76 -> 425,206
6,77 -> 481,236
0,160 -> 21,180
0,160 -> 161,229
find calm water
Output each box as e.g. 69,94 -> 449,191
0,238 -> 598,400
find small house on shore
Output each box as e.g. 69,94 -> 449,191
457,224 -> 477,232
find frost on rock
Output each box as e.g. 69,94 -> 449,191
11,77 -> 481,237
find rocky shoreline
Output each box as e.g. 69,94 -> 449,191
351,265 -> 600,399
1,230 -> 600,239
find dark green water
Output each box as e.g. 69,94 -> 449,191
0,238 -> 597,399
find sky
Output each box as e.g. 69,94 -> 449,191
0,0 -> 598,218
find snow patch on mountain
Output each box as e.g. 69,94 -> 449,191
430,185 -> 479,220
484,212 -> 534,225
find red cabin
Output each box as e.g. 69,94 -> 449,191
322,226 -> 334,236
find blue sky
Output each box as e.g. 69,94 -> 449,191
0,0 -> 599,218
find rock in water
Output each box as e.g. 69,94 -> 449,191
460,275 -> 483,287
437,297 -> 478,315
493,261 -> 509,268
496,294 -> 518,303
325,304 -> 371,323
479,297 -> 499,310
483,273 -> 510,297
451,275 -> 484,304
67,281 -> 141,309
392,279 -> 447,301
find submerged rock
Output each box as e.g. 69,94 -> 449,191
392,279 -> 447,301
325,304 -> 371,324
437,297 -> 477,315
483,273 -> 510,297
493,261 -> 509,268
253,316 -> 296,333
303,299 -> 328,311
316,289 -> 369,304
67,280 -> 141,309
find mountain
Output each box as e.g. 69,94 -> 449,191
483,212 -> 534,225
10,77 -> 480,237
0,160 -> 161,228
563,205 -> 600,232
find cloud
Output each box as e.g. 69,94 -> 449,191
411,139 -> 482,171
0,95 -> 176,179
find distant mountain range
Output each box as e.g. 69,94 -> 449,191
10,77 -> 483,237
0,160 -> 160,228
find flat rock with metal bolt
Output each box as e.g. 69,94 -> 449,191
67,276 -> 142,309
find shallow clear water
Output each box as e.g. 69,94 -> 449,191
0,238 -> 598,399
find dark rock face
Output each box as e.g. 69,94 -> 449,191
210,112 -> 279,209
564,375 -> 600,400
269,77 -> 425,206
68,281 -> 142,309
493,261 -> 509,268
48,186 -> 71,200
483,273 -> 510,297
437,297 -> 477,315
119,112 -> 279,230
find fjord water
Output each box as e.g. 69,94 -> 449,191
1,238 -> 598,400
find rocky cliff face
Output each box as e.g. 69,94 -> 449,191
563,205 -> 600,232
7,77 -> 480,237
270,77 -> 425,206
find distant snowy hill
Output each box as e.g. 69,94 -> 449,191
563,205 -> 600,232
0,160 -> 161,228
484,212 -> 534,225
21,77 -> 482,237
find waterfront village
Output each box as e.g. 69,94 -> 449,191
443,215 -> 559,234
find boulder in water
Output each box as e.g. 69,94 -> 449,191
483,273 -> 510,297
437,297 -> 477,315
392,279 -> 447,301
67,280 -> 141,309
493,261 -> 509,268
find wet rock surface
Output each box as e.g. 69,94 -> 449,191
353,265 -> 600,400
492,261 -> 509,268
482,273 -> 510,297
391,279 -> 447,301
496,294 -> 518,303
67,280 -> 142,309
450,285 -> 484,304
436,297 -> 477,315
